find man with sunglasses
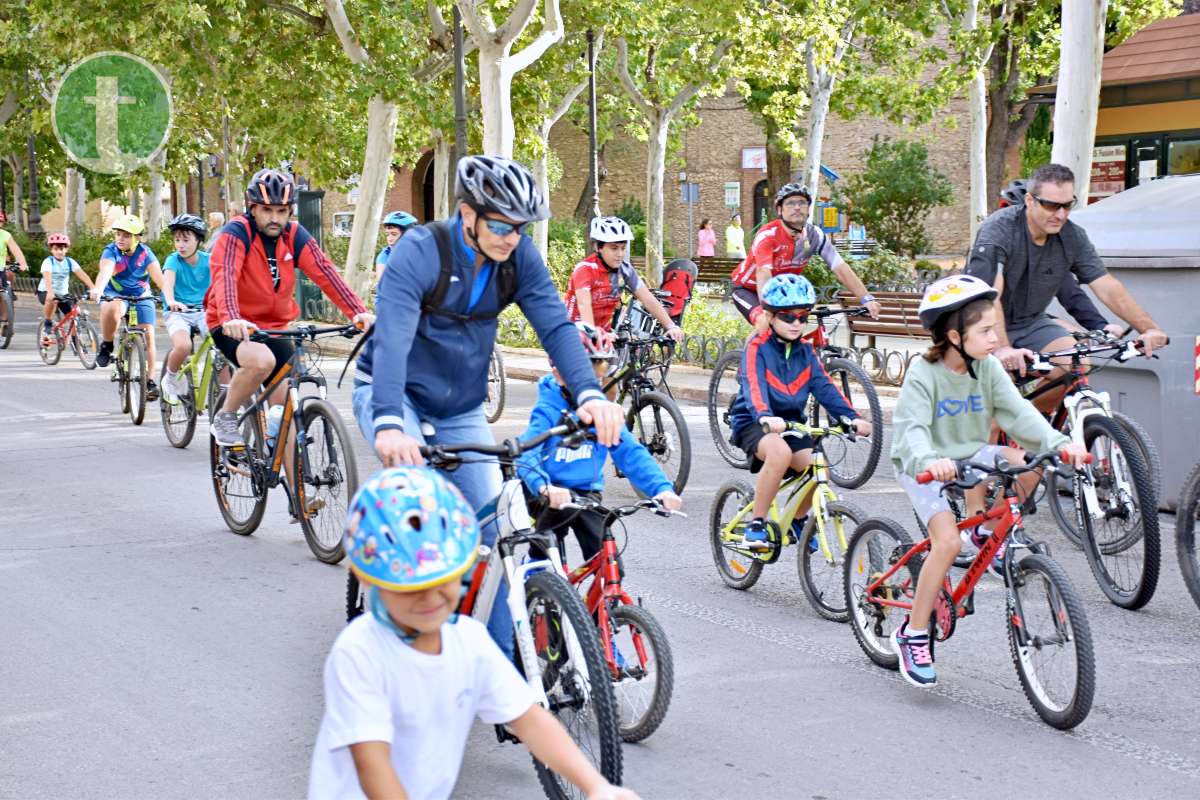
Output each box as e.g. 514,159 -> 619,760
965,163 -> 1168,410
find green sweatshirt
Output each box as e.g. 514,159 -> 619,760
891,354 -> 1070,478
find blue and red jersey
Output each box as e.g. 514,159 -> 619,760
101,242 -> 158,297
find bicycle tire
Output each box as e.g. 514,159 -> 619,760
127,335 -> 148,425
1175,461 -> 1200,612
346,571 -> 365,622
709,480 -> 763,589
118,347 -> 132,414
707,349 -> 750,469
809,357 -> 883,489
209,389 -> 268,535
484,349 -> 506,423
626,390 -> 690,495
1111,410 -> 1161,497
844,517 -> 919,669
38,315 -> 63,365
0,290 -> 13,349
523,570 -> 622,798
75,320 -> 99,369
1007,553 -> 1095,729
206,353 -> 226,423
608,603 -> 674,743
1076,415 -> 1160,609
160,353 -> 198,449
798,499 -> 867,622
295,398 -> 359,564
1047,465 -> 1084,548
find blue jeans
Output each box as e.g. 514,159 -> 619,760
352,382 -> 512,658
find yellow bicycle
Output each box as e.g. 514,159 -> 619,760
709,421 -> 866,621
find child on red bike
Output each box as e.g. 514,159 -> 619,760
890,274 -> 1087,688
729,274 -> 872,550
37,233 -> 94,346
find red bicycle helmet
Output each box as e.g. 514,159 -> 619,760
47,232 -> 71,247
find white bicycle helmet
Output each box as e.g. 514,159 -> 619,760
919,274 -> 998,378
589,216 -> 634,244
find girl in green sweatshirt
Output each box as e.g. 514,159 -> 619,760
889,275 -> 1086,688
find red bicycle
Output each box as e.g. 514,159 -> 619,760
843,449 -> 1096,729
38,294 -> 100,369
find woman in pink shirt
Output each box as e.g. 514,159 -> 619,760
696,218 -> 716,257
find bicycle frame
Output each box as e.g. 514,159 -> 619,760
563,524 -> 643,678
180,332 -> 220,414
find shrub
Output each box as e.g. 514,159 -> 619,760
854,247 -> 916,289
614,196 -> 645,227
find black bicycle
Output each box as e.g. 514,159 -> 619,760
1176,461 -> 1200,612
0,263 -> 18,349
210,324 -> 361,563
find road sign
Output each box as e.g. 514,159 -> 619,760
680,183 -> 699,203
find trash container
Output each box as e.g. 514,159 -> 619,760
294,189 -> 329,319
1062,174 -> 1200,510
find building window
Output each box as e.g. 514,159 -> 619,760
332,212 -> 354,238
1168,139 -> 1200,176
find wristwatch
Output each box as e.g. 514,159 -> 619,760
859,293 -> 877,306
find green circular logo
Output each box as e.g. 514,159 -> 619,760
51,51 -> 172,175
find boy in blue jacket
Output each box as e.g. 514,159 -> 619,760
518,323 -> 682,564
730,275 -> 872,549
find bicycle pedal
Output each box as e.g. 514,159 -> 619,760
493,723 -> 521,745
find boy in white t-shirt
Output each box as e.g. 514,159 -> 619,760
309,467 -> 640,800
37,232 -> 94,346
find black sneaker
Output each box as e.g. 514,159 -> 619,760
96,342 -> 113,367
146,379 -> 160,402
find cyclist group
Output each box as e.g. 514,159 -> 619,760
2,153 -> 1170,797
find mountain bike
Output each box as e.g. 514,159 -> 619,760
707,306 -> 882,488
844,449 -> 1096,730
1015,330 -> 1162,609
105,298 -> 151,425
539,495 -> 683,742
36,294 -> 99,369
346,417 -> 623,799
0,263 -> 20,349
1175,460 -> 1200,612
210,324 -> 361,563
484,348 -> 506,423
159,308 -> 229,449
709,420 -> 867,621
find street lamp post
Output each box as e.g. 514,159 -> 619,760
26,134 -> 43,236
587,29 -> 600,219
453,6 -> 468,170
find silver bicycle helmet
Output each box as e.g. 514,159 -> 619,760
454,155 -> 549,223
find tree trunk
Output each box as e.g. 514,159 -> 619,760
65,168 -> 86,235
130,189 -> 140,215
345,94 -> 399,295
146,163 -> 165,238
803,80 -> 833,202
433,133 -> 452,220
1052,0 -> 1108,201
764,116 -> 790,222
964,0 -> 988,240
11,156 -> 24,231
175,180 -> 188,215
644,109 -> 670,285
477,44 -> 514,157
533,127 -> 552,256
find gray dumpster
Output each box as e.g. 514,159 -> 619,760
1058,175 -> 1200,510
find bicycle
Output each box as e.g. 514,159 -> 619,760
604,323 -> 691,495
345,417 -> 623,800
1175,460 -> 1200,612
484,347 -> 506,423
707,305 -> 883,489
844,449 -> 1096,730
105,298 -> 152,425
0,262 -> 19,349
36,294 -> 100,369
709,420 -> 868,621
209,324 -> 361,564
1015,330 -> 1162,609
539,494 -> 683,742
158,307 -> 229,449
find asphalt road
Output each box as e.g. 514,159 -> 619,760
3,304 -> 1200,800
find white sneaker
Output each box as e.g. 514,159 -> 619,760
161,371 -> 182,404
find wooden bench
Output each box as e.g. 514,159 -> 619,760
832,235 -> 879,260
693,257 -> 740,299
837,290 -> 930,349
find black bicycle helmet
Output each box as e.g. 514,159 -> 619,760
454,155 -> 548,223
998,179 -> 1028,208
774,182 -> 812,207
167,213 -> 208,240
245,168 -> 296,206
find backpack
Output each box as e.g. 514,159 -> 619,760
658,258 -> 697,324
423,220 -> 518,322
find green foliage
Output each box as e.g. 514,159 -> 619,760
1020,105 -> 1052,178
545,233 -> 586,293
614,196 -> 645,227
679,298 -> 745,342
832,137 -> 953,257
852,247 -> 917,288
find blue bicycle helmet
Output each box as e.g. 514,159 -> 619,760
761,274 -> 817,311
344,467 -> 480,592
383,210 -> 418,229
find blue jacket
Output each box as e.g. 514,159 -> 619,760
357,215 -> 604,432
518,375 -> 674,498
729,331 -> 857,437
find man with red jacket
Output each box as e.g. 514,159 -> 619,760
206,169 -> 374,446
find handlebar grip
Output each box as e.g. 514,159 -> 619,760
916,471 -> 934,485
1059,449 -> 1094,465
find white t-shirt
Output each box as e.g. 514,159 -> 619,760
308,614 -> 536,800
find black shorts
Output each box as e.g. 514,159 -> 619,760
211,326 -> 295,387
36,291 -> 74,315
734,424 -> 814,474
731,287 -> 759,324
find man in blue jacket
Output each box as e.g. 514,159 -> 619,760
353,155 -> 624,655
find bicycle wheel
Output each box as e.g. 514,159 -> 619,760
709,480 -> 763,589
609,602 -> 673,743
1077,415 -> 1160,609
626,390 -> 690,495
346,571 -> 365,622
37,317 -> 63,365
1175,462 -> 1200,612
0,290 -> 13,349
1111,410 -> 1161,496
209,389 -> 268,535
484,349 -> 506,423
127,336 -> 149,425
706,348 -> 750,469
160,353 -> 197,449
844,517 -> 919,669
798,499 -> 867,622
206,353 -> 226,424
809,357 -> 883,489
75,320 -> 99,369
523,571 -> 622,798
1007,553 -> 1095,729
294,399 -> 359,564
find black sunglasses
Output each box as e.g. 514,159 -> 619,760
773,309 -> 810,324
483,217 -> 532,237
1030,194 -> 1076,213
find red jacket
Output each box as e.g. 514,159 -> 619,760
729,219 -> 840,290
205,215 -> 366,330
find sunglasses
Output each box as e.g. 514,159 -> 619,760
483,217 -> 532,237
773,309 -> 810,325
1030,194 -> 1076,213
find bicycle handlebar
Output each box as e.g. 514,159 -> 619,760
1023,330 -> 1168,373
813,306 -> 868,320
420,414 -> 593,466
916,449 -> 1094,485
248,323 -> 362,342
761,417 -> 858,442
558,495 -> 688,520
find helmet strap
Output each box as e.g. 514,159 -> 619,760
949,318 -> 979,379
367,585 -> 418,644
779,215 -> 807,236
